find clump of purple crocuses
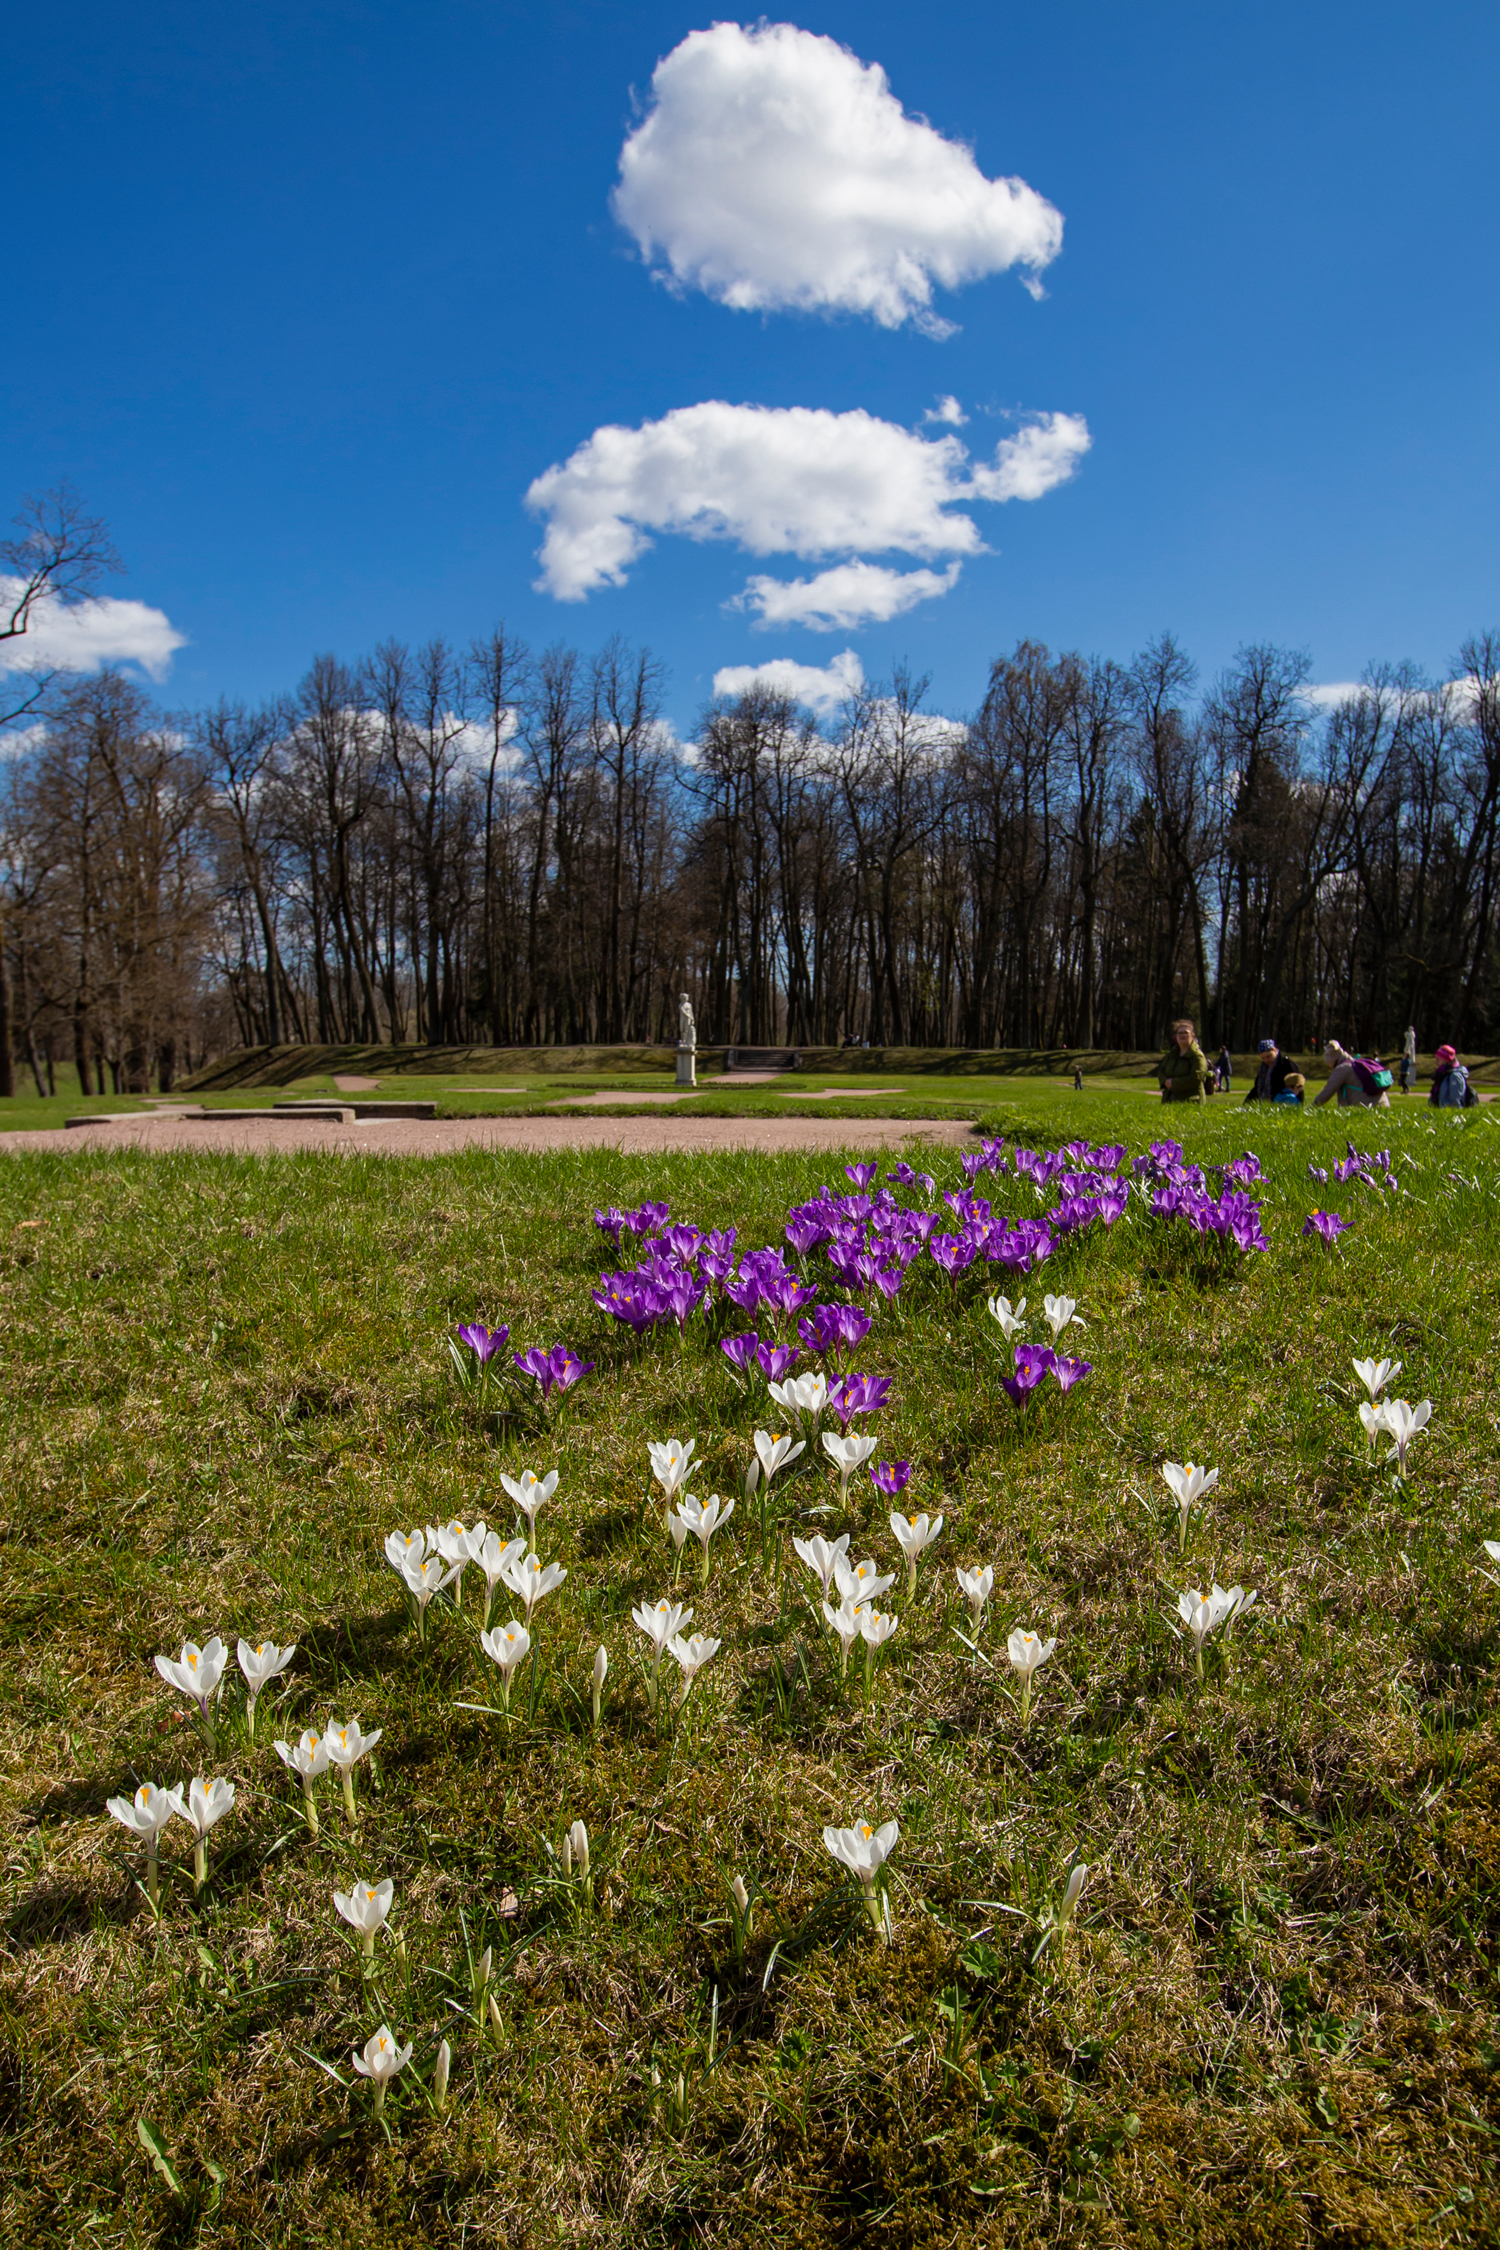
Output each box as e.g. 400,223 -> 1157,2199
1000,1342 -> 1093,1405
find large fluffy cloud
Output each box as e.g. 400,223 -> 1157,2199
712,648 -> 865,716
734,560 -> 962,632
612,23 -> 1063,331
0,579 -> 185,680
527,402 -> 1089,601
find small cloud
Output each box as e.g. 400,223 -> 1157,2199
0,578 -> 186,681
733,559 -> 962,633
923,396 -> 968,427
712,648 -> 865,717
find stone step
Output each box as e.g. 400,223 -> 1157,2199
272,1099 -> 438,1120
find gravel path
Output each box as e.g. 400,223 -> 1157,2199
4,1113 -> 977,1159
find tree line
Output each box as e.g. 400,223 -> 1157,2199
2,508 -> 1498,1095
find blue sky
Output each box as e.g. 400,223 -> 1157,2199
4,0 -> 1497,732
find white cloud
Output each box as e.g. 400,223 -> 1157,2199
712,648 -> 865,716
967,413 -> 1092,501
734,559 -> 962,632
1305,682 -> 1366,709
0,578 -> 186,681
612,23 -> 1062,332
923,395 -> 968,427
527,401 -> 1089,600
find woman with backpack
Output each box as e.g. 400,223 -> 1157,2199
1429,1044 -> 1475,1108
1312,1041 -> 1392,1109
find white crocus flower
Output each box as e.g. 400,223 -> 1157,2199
502,1551 -> 567,1623
1485,1539 -> 1500,1563
822,1430 -> 879,1498
1006,1628 -> 1057,1724
235,1638 -> 296,1742
753,1428 -> 806,1484
325,1716 -> 382,1824
769,1370 -> 828,1423
275,1726 -> 330,1834
986,1294 -> 1027,1340
666,1631 -> 722,1703
435,1518 -> 487,1600
858,1603 -> 898,1694
889,1511 -> 944,1599
823,1818 -> 900,1935
1042,1294 -> 1082,1341
1352,1355 -> 1402,1401
1174,1584 -> 1240,1675
1161,1461 -> 1220,1555
632,1597 -> 692,1711
821,1595 -> 864,1678
1380,1398 -> 1433,1478
669,1491 -> 736,1584
648,1438 -> 697,1522
955,1564 -> 994,1630
591,1644 -> 608,1728
565,1818 -> 590,1878
479,1619 -> 532,1712
476,1530 -> 526,1629
166,1775 -> 234,1892
400,1552 -> 462,1639
1358,1400 -> 1388,1455
500,1467 -> 559,1544
834,1554 -> 895,1605
793,1531 -> 850,1599
106,1782 -> 172,1912
352,2023 -> 413,2114
333,1875 -> 394,1958
384,1526 -> 427,1573
153,1638 -> 228,1746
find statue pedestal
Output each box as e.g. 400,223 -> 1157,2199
675,1046 -> 697,1088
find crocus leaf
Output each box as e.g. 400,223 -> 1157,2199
136,2116 -> 184,2199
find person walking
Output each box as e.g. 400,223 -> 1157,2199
1156,1019 -> 1210,1104
1398,1048 -> 1414,1095
1217,1043 -> 1233,1093
1243,1038 -> 1298,1104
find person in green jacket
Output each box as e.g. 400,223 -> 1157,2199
1157,1019 -> 1210,1103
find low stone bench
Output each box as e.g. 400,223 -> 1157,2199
272,1099 -> 438,1120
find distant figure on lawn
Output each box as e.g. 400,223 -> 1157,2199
1072,1065 -> 1084,1091
1217,1043 -> 1233,1091
1157,1019 -> 1209,1104
1313,1041 -> 1391,1109
1243,1038 -> 1298,1104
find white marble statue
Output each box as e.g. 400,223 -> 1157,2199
678,993 -> 696,1049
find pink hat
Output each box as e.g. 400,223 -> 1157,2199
1435,1044 -> 1457,1067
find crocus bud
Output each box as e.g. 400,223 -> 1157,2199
475,1944 -> 492,1993
560,1831 -> 573,1876
744,1456 -> 760,1500
591,1645 -> 607,1726
730,1874 -> 749,1918
488,1992 -> 503,2038
433,2038 -> 451,2114
568,1819 -> 589,1879
1057,1863 -> 1088,1934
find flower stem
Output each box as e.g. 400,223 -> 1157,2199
146,1842 -> 160,1915
193,1837 -> 206,1894
341,1769 -> 357,1825
302,1775 -> 320,1837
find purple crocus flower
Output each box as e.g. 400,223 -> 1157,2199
1050,1353 -> 1092,1391
1001,1343 -> 1055,1405
870,1460 -> 912,1496
886,1163 -> 936,1193
514,1344 -> 594,1399
456,1321 -> 510,1363
592,1207 -> 626,1247
756,1340 -> 799,1381
872,1265 -> 903,1300
844,1162 -> 879,1189
1302,1210 -> 1351,1244
930,1233 -> 977,1277
828,1372 -> 893,1429
1307,1163 -> 1329,1186
720,1331 -> 760,1374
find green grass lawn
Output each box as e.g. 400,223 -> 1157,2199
2,1100 -> 1497,2247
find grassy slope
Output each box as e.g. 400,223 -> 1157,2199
1,1101 -> 1498,2248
